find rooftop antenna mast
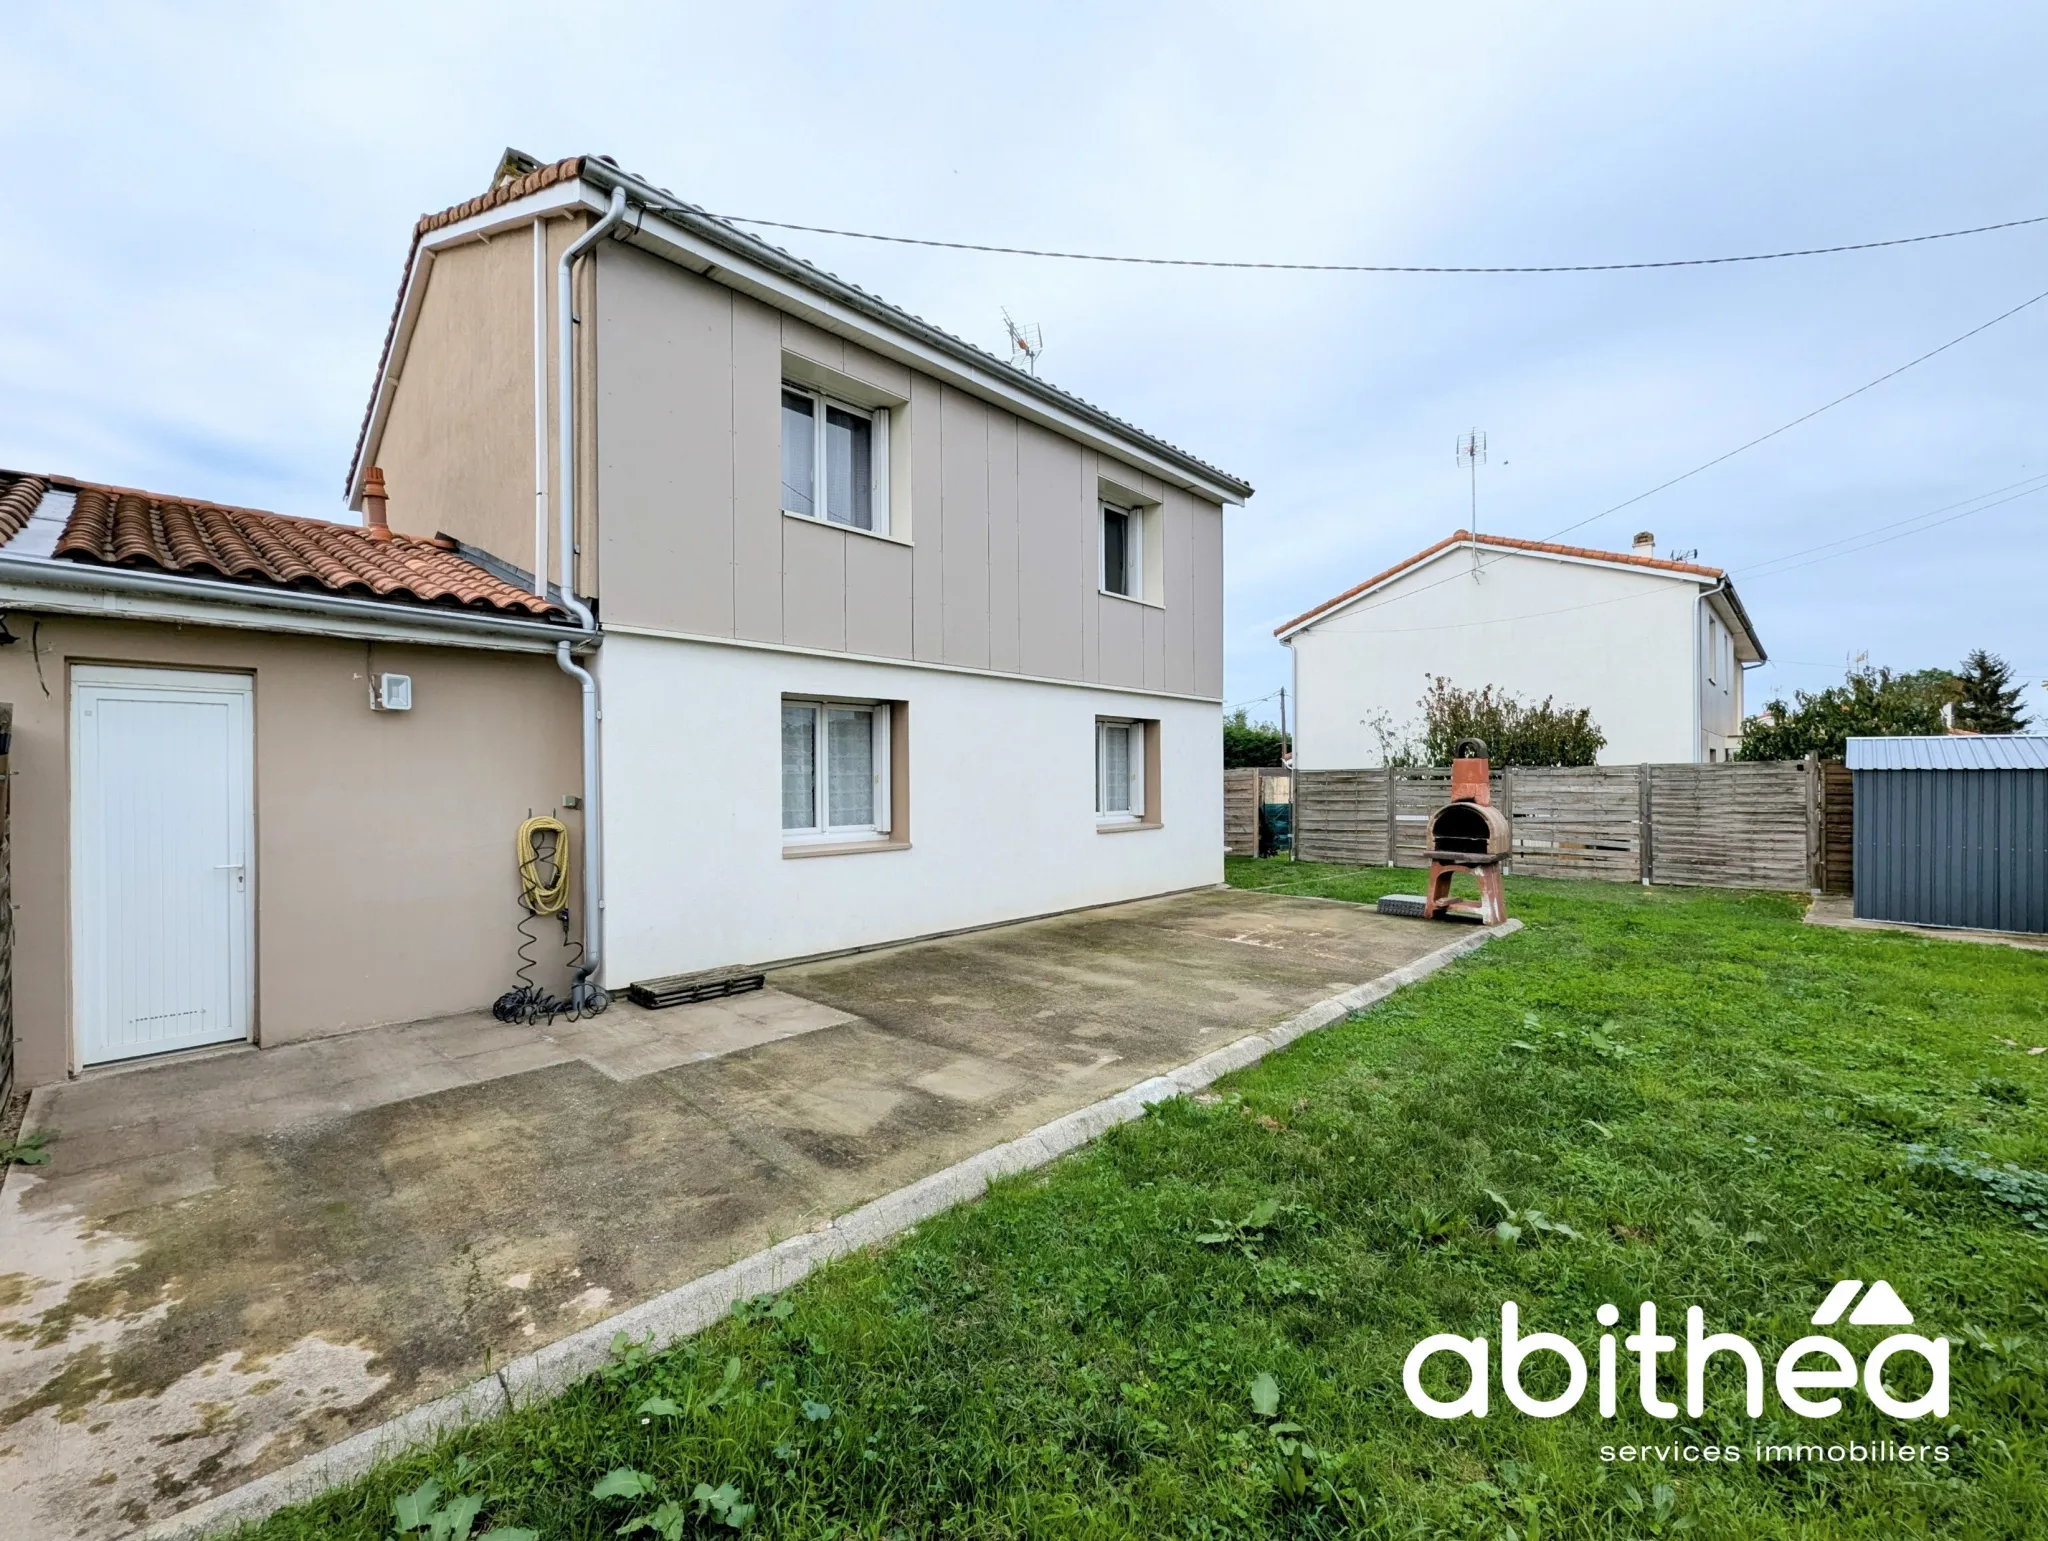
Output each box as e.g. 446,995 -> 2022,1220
1003,309 -> 1044,376
1456,428 -> 1487,574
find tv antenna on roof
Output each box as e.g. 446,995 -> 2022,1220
1003,310 -> 1044,375
1456,429 -> 1487,573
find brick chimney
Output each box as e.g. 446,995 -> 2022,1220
1632,530 -> 1655,554
363,467 -> 393,542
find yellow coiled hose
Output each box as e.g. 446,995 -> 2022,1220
517,815 -> 571,916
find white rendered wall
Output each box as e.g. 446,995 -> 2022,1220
1291,549 -> 1707,768
1697,594 -> 1747,758
597,633 -> 1222,985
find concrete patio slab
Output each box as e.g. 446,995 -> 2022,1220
1804,894 -> 2048,951
1,889 -> 1460,1540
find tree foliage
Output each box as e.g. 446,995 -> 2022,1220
1737,665 -> 1953,762
1412,677 -> 1606,767
1223,708 -> 1288,768
1953,648 -> 2030,734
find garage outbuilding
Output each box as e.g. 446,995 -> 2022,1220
1848,734 -> 2048,934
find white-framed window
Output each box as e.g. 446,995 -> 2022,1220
1100,501 -> 1141,598
1706,615 -> 1720,687
782,384 -> 889,534
782,698 -> 891,840
1095,718 -> 1144,821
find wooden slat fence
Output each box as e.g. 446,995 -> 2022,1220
1819,760 -> 1854,895
1223,768 -> 1260,857
1645,762 -> 1812,889
1507,765 -> 1644,879
1226,768 -> 1296,857
1290,757 -> 1843,891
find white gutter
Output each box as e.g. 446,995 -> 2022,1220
0,554 -> 584,653
555,185 -> 628,1008
531,217 -> 550,598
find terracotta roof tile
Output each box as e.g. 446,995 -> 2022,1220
1,470 -> 567,623
1276,529 -> 1728,637
0,472 -> 48,544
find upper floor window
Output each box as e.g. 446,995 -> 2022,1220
1101,502 -> 1140,598
783,385 -> 889,534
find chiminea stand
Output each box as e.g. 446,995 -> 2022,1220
1422,738 -> 1509,926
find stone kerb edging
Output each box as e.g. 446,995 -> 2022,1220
145,917 -> 1520,1540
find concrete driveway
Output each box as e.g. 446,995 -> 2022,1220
1,888 -> 1453,1539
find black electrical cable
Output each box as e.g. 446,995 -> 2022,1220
698,209 -> 2048,274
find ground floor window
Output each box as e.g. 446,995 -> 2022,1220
1097,717 -> 1162,827
783,698 -> 894,843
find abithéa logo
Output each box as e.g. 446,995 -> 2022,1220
1402,1280 -> 1946,1421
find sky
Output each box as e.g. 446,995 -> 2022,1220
4,2 -> 2046,728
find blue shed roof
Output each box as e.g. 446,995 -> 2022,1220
1846,735 -> 2048,771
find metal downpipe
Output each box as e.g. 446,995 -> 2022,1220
555,186 -> 629,1006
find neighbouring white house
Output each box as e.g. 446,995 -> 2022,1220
350,151 -> 1252,996
1276,529 -> 1766,768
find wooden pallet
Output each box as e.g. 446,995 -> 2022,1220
626,968 -> 767,1010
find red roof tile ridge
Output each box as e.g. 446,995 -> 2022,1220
416,156 -> 584,238
1275,529 -> 1725,637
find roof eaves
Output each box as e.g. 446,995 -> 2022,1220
361,155 -> 1251,504
1275,529 -> 1732,639
574,158 -> 1253,501
1711,578 -> 1767,664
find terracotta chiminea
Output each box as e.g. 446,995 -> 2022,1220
1421,737 -> 1509,925
363,467 -> 393,542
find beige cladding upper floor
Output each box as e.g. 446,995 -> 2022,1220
370,224 -> 1226,700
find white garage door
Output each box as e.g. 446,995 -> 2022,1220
71,666 -> 254,1066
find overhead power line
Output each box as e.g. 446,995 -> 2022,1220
1542,281 -> 2048,542
1736,476 -> 2048,581
707,209 -> 2048,274
1310,474 -> 2048,638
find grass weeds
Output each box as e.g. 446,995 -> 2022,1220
241,864 -> 2048,1539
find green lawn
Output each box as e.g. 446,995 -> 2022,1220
246,863 -> 2048,1540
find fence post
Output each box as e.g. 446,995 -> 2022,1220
1500,766 -> 1516,874
1803,753 -> 1822,894
1384,764 -> 1397,867
1638,763 -> 1654,886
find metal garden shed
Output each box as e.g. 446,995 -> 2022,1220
1847,735 -> 2048,934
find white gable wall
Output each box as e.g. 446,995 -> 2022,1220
1290,546 -> 1711,767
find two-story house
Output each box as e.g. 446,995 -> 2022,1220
1277,529 -> 1765,767
352,153 -> 1253,995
